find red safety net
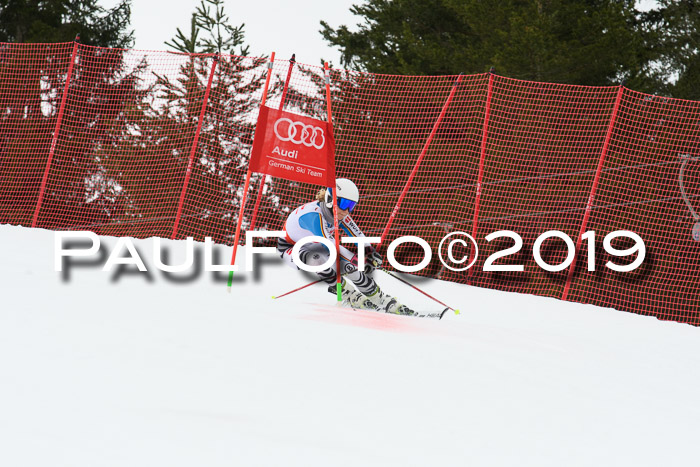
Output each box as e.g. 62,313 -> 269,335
1,42 -> 698,324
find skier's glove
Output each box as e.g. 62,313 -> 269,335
364,247 -> 383,275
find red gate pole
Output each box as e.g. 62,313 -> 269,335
227,52 -> 276,289
467,69 -> 495,280
32,36 -> 80,228
172,54 -> 219,240
562,85 -> 625,301
379,73 -> 463,245
279,53 -> 296,108
248,53 -> 291,232
323,62 -> 343,302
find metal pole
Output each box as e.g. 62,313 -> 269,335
249,53 -> 287,232
382,269 -> 459,314
323,62 -> 342,302
562,85 -> 625,301
467,69 -> 495,280
227,53 -> 276,288
32,35 -> 80,228
380,73 -> 464,244
679,154 -> 700,221
172,54 -> 219,239
227,169 -> 253,288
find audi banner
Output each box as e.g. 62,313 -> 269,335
249,106 -> 336,186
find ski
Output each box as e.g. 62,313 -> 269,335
306,301 -> 450,320
410,307 -> 449,320
341,302 -> 448,320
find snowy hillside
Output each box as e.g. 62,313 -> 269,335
1,224 -> 699,467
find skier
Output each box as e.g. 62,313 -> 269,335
276,178 -> 410,314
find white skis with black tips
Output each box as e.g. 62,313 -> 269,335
307,301 -> 450,320
352,303 -> 448,320
410,308 -> 449,320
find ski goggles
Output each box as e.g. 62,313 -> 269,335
328,188 -> 358,212
337,197 -> 358,212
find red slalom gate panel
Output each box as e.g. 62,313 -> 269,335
249,106 -> 335,186
0,42 -> 698,324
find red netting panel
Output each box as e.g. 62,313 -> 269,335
240,59 -> 336,235
467,77 -> 620,299
26,43 -> 217,237
176,57 -> 334,243
331,70 -> 489,273
0,43 -> 73,227
204,63 -> 491,257
171,53 -> 268,243
569,89 -> 700,324
1,42 -> 699,324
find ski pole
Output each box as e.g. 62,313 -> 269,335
380,268 -> 460,315
272,277 -> 326,299
272,271 -> 352,300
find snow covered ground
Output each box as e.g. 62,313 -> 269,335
1,224 -> 699,466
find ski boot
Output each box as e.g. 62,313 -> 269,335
361,286 -> 415,316
328,280 -> 365,308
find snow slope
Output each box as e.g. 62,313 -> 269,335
1,224 -> 699,466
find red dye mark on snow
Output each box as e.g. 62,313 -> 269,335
301,303 -> 420,333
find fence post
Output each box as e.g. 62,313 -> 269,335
467,69 -> 496,279
379,73 -> 464,244
31,35 -> 80,228
562,85 -> 625,301
171,54 -> 219,240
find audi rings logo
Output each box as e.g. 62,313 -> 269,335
273,118 -> 325,150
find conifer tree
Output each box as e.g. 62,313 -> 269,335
150,0 -> 272,240
0,0 -> 138,229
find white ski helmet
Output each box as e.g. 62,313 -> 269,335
325,178 -> 360,211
